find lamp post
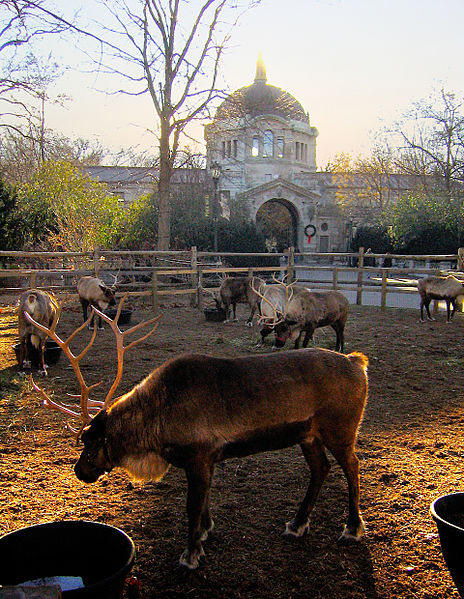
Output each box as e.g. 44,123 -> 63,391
210,162 -> 221,252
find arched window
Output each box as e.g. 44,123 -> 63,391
263,130 -> 274,157
252,136 -> 259,157
277,137 -> 284,158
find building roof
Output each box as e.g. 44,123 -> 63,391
214,55 -> 309,124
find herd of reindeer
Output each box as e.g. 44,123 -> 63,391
11,270 -> 464,569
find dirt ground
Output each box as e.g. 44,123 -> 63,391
1,294 -> 464,598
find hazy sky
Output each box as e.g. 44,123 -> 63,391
44,0 -> 464,168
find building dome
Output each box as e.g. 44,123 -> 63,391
214,55 -> 308,123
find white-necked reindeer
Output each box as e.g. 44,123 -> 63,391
417,275 -> 464,322
26,297 -> 368,570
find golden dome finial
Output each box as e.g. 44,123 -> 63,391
254,52 -> 267,84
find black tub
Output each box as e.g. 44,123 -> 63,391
104,308 -> 132,326
13,340 -> 62,368
0,520 -> 136,598
431,493 -> 464,597
204,306 -> 227,322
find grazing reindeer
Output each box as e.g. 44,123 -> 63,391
206,276 -> 263,325
27,297 -> 368,570
77,275 -> 116,330
18,289 -> 58,375
255,279 -> 349,352
417,275 -> 464,322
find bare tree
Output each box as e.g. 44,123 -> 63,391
392,87 -> 464,195
83,0 -> 259,249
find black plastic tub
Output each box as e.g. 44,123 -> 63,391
0,520 -> 136,598
204,307 -> 227,322
104,308 -> 132,326
431,493 -> 464,597
13,340 -> 62,368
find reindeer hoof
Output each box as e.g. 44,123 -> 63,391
199,519 -> 215,542
246,321 -> 253,327
284,520 -> 309,537
179,546 -> 204,570
337,521 -> 365,545
38,369 -> 48,377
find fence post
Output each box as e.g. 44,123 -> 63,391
287,246 -> 295,282
459,247 -> 464,272
356,247 -> 364,305
381,269 -> 388,309
190,246 -> 198,306
333,267 -> 338,290
197,265 -> 204,311
30,271 -> 37,289
93,246 -> 100,278
151,269 -> 159,315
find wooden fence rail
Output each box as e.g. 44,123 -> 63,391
1,246 -> 463,312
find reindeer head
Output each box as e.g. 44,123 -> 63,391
25,294 -> 161,444
74,411 -> 111,483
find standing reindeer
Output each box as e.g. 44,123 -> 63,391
18,289 -> 58,375
77,275 -> 116,330
255,279 -> 350,352
206,276 -> 263,325
27,297 -> 368,570
417,275 -> 464,322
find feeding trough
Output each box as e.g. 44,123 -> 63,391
0,520 -> 135,598
203,306 -> 227,322
104,308 -> 132,326
431,492 -> 464,597
13,340 -> 62,368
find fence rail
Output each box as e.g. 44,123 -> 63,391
1,246 -> 463,312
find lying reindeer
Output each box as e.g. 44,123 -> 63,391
27,296 -> 368,570
18,289 -> 58,375
255,279 -> 349,352
417,275 -> 464,322
77,275 -> 116,330
206,276 -> 263,325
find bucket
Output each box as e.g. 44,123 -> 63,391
431,493 -> 464,597
203,307 -> 227,322
104,308 -> 132,326
0,520 -> 136,598
13,340 -> 62,368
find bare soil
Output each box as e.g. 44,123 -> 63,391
1,296 -> 464,599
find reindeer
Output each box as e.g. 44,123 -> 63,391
26,297 -> 368,570
77,275 -> 116,330
417,275 -> 464,322
205,276 -> 263,325
17,289 -> 58,375
255,279 -> 349,352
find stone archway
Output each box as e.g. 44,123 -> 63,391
255,198 -> 300,251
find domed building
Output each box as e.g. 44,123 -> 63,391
204,54 -> 345,253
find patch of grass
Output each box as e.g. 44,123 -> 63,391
0,368 -> 24,398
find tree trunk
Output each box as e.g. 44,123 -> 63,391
157,120 -> 172,250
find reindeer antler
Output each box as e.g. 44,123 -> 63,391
91,293 -> 161,410
252,276 -> 298,328
25,294 -> 161,442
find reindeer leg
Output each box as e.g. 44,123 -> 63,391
301,330 -> 313,348
38,338 -> 48,376
331,445 -> 365,544
200,464 -> 216,541
424,299 -> 435,321
447,299 -> 454,322
18,336 -> 29,371
246,305 -> 256,327
285,438 -> 330,537
232,302 -> 238,322
180,457 -> 214,569
331,322 -> 344,352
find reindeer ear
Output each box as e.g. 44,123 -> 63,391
99,284 -> 107,292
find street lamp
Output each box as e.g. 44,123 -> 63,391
210,162 -> 221,252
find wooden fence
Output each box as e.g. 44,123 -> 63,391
1,247 -> 463,312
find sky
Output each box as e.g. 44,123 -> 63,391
41,0 -> 464,169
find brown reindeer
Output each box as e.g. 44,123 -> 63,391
417,275 -> 464,322
27,297 -> 368,570
255,280 -> 350,352
17,289 -> 58,375
207,276 -> 263,325
77,275 -> 116,330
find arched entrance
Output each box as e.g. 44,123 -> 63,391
255,199 -> 299,252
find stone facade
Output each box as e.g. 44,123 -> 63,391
204,55 -> 346,253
